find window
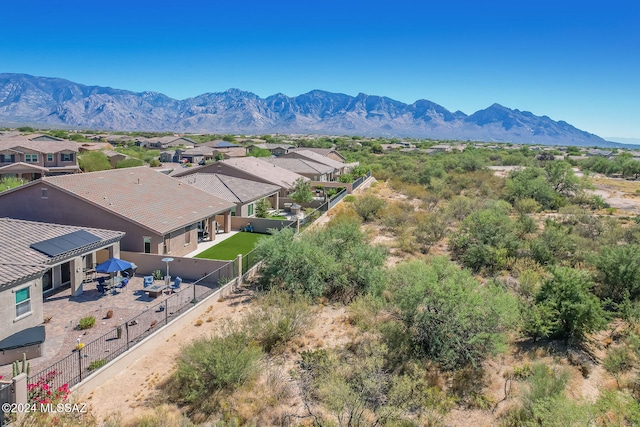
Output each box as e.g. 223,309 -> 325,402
60,153 -> 74,162
143,237 -> 151,254
25,154 -> 38,162
248,203 -> 254,216
230,206 -> 236,216
41,188 -> 48,199
15,287 -> 31,318
47,153 -> 53,162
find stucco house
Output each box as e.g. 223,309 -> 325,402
177,173 -> 280,217
172,157 -> 309,201
0,134 -> 80,181
283,149 -> 347,176
263,157 -> 335,181
290,147 -> 345,162
0,218 -> 124,362
0,167 -> 236,257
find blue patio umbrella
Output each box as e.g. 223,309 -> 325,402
95,258 -> 134,274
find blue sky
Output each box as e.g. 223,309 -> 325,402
2,0 -> 639,139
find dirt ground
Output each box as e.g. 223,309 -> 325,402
79,286 -> 255,423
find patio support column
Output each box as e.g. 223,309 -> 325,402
207,216 -> 215,241
70,256 -> 83,296
224,210 -> 231,233
110,243 -> 120,259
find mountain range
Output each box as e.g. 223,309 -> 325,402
0,73 -> 614,146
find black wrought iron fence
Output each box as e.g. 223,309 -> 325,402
27,260 -> 242,396
0,382 -> 11,426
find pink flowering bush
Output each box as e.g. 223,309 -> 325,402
27,370 -> 70,405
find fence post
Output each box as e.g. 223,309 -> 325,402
125,322 -> 129,350
78,348 -> 83,381
236,254 -> 242,290
12,373 -> 27,405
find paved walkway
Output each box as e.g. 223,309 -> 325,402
183,230 -> 240,258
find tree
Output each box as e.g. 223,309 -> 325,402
78,151 -> 111,172
255,198 -> 272,218
504,167 -> 556,210
289,178 -> 313,205
534,267 -> 607,343
544,160 -> 582,197
247,147 -> 271,157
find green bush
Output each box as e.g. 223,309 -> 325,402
78,316 -> 96,330
88,359 -> 107,371
171,331 -> 262,412
353,194 -> 386,222
343,195 -> 356,203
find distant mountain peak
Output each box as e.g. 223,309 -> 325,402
0,73 -> 610,146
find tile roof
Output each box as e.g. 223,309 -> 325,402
263,157 -> 334,175
0,218 -> 124,288
284,150 -> 345,170
177,173 -> 280,204
0,135 -> 78,153
217,157 -> 308,189
291,147 -> 344,159
40,166 -> 235,234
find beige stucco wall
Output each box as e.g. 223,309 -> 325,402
0,279 -> 44,341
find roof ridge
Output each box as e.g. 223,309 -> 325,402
216,174 -> 244,203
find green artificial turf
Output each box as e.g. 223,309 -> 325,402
194,232 -> 267,260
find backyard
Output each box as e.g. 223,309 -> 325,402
194,231 -> 267,260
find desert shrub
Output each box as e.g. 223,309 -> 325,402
242,290 -> 312,353
170,331 -> 262,413
514,198 -> 541,214
413,211 -> 449,253
528,266 -> 607,343
378,200 -> 413,231
343,195 -> 356,203
388,258 -> 518,370
593,244 -> 640,305
255,220 -> 386,302
603,346 -> 635,388
449,205 -> 519,273
352,194 -> 386,222
501,364 -> 592,427
120,404 -> 194,427
79,316 -> 96,330
446,195 -> 474,221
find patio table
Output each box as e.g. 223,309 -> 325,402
145,283 -> 167,298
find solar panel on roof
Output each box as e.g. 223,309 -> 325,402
30,230 -> 102,257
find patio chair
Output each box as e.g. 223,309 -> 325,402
143,276 -> 154,288
96,284 -> 106,294
115,277 -> 129,293
169,276 -> 182,293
